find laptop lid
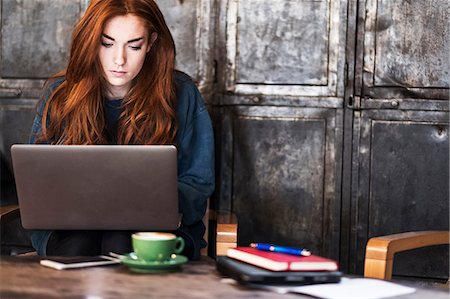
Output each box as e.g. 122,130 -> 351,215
11,144 -> 180,231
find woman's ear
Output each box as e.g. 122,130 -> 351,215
147,32 -> 158,53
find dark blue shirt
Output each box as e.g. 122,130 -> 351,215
104,98 -> 122,144
29,72 -> 215,259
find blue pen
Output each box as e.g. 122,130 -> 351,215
250,243 -> 311,256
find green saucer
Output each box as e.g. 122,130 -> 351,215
121,253 -> 188,273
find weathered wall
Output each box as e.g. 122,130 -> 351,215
0,0 -> 448,278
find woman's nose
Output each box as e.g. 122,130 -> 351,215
114,47 -> 126,66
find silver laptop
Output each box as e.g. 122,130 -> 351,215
11,144 -> 180,230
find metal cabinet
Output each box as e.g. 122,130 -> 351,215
215,0 -> 347,262
215,105 -> 343,260
346,0 -> 449,278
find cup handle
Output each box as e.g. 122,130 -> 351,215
174,237 -> 185,254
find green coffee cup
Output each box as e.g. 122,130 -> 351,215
131,232 -> 185,262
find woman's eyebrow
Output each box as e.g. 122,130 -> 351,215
102,33 -> 144,43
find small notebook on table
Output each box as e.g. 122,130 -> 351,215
226,247 -> 339,272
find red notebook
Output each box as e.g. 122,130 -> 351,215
226,247 -> 338,272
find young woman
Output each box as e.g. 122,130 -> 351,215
29,0 -> 214,260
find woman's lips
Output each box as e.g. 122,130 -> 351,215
111,70 -> 127,77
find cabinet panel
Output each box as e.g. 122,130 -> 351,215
234,117 -> 325,251
370,120 -> 449,279
235,0 -> 329,85
352,110 -> 449,277
374,0 -> 449,88
369,121 -> 448,233
218,105 -> 342,259
1,0 -> 82,79
224,0 -> 347,97
361,0 -> 449,98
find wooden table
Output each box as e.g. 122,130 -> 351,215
0,256 -> 448,299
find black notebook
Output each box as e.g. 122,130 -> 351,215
216,256 -> 341,285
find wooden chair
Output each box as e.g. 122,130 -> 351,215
364,231 -> 449,280
0,204 -> 237,257
205,209 -> 238,256
0,205 -> 20,224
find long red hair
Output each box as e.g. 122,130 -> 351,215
38,0 -> 177,145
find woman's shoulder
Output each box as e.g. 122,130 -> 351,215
174,71 -> 205,109
45,76 -> 65,91
173,71 -> 209,129
41,76 -> 66,101
174,71 -> 197,91
35,76 -> 66,115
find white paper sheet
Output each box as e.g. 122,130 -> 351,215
251,278 -> 416,299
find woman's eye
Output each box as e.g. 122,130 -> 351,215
130,46 -> 142,51
101,42 -> 113,48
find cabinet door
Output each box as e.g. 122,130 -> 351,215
349,0 -> 450,278
351,110 -> 449,278
360,0 -> 448,99
216,106 -> 343,259
220,0 -> 346,98
215,0 -> 347,260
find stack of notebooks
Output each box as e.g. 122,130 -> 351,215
216,245 -> 342,286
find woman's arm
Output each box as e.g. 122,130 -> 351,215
176,78 -> 215,227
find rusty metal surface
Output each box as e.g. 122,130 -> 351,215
361,98 -> 449,111
362,0 -> 449,98
223,0 -> 347,97
235,0 -> 329,85
217,105 -> 342,259
233,116 -> 326,252
1,0 -> 82,79
347,0 -> 450,278
374,0 -> 449,88
369,121 -> 449,233
221,94 -> 343,108
352,109 -> 449,276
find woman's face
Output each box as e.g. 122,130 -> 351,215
99,14 -> 157,99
